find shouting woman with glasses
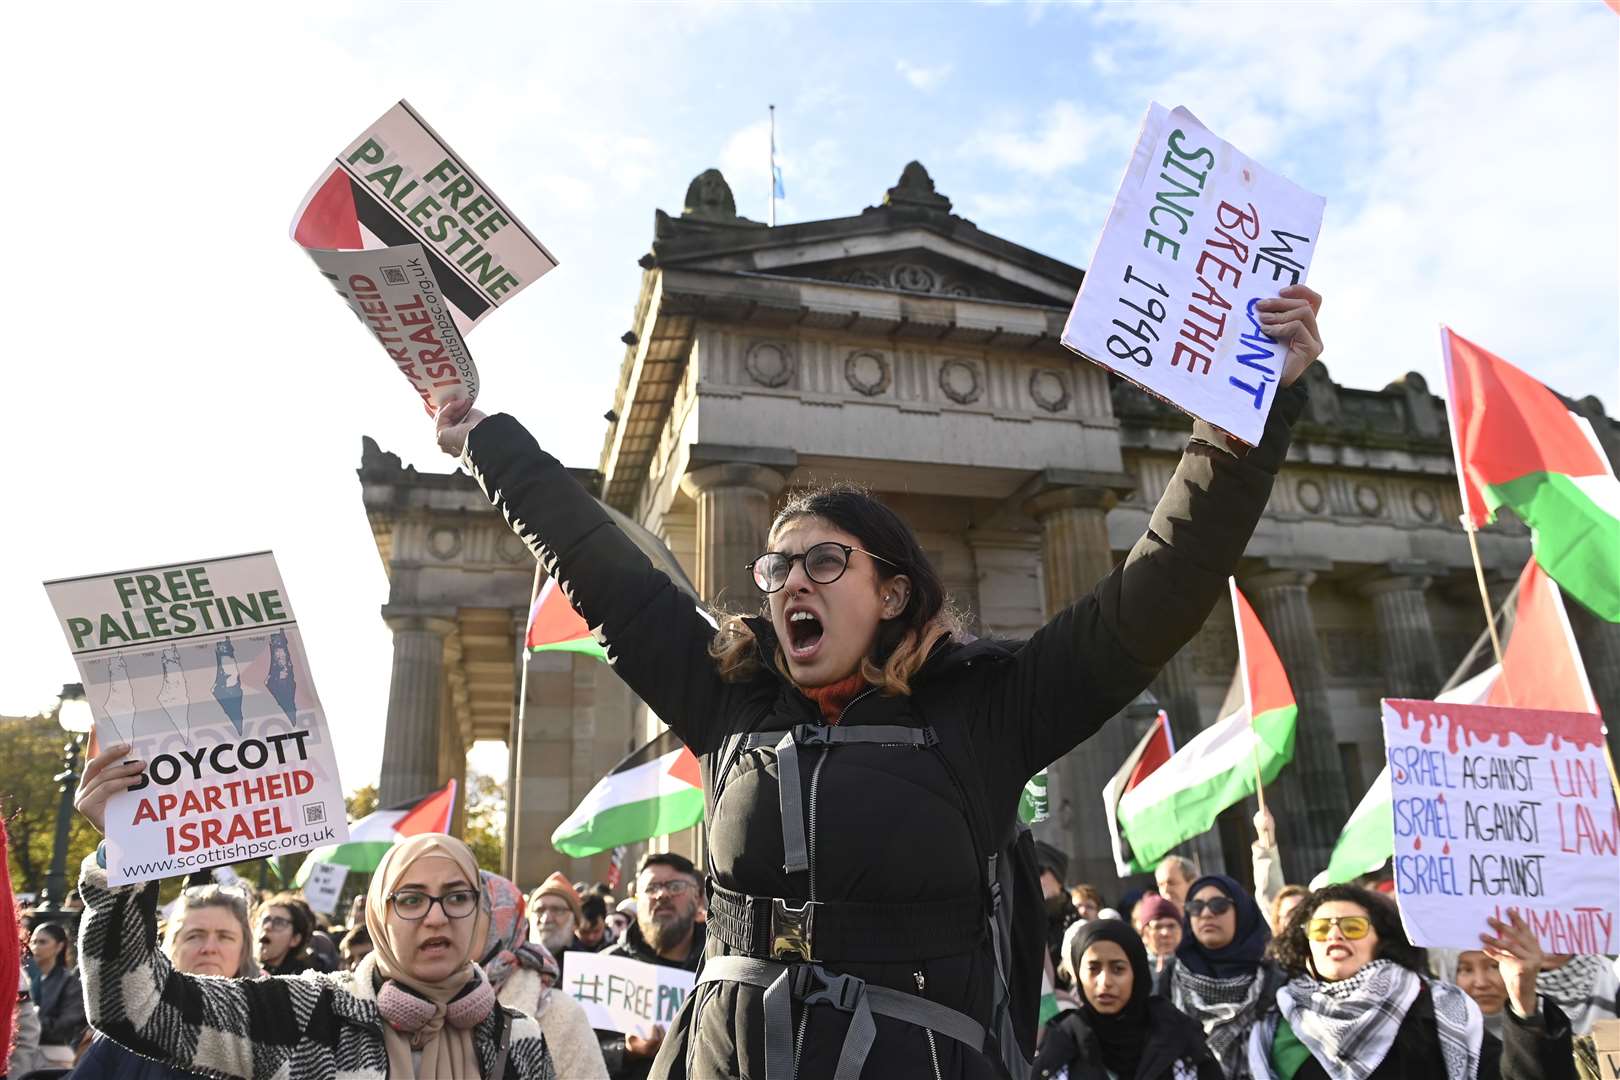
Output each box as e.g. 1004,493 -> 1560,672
69,760 -> 557,1080
1251,884 -> 1575,1080
433,285 -> 1326,1080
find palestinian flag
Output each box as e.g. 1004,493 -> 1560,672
552,730 -> 703,857
527,577 -> 607,660
1102,711 -> 1175,876
296,779 -> 458,884
1443,328 -> 1620,620
1114,580 -> 1297,873
1314,558 -> 1598,887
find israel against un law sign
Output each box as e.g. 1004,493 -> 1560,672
1063,103 -> 1325,446
1382,698 -> 1617,954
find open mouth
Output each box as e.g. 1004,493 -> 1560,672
786,609 -> 825,659
1326,945 -> 1352,960
419,937 -> 453,955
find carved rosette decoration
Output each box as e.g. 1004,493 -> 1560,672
497,533 -> 526,563
1411,488 -> 1439,523
844,270 -> 883,288
744,341 -> 796,388
1296,479 -> 1325,514
844,350 -> 891,397
428,527 -> 463,560
938,358 -> 982,405
1355,483 -> 1384,517
891,264 -> 937,293
1028,369 -> 1071,413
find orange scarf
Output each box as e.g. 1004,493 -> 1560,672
800,672 -> 869,723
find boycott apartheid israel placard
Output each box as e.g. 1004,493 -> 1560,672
563,951 -> 695,1037
1062,103 -> 1325,446
1382,698 -> 1618,955
291,100 -> 558,413
44,552 -> 348,885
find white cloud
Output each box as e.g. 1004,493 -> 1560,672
896,59 -> 953,91
970,100 -> 1132,177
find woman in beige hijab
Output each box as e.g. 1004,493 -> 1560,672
71,742 -> 557,1079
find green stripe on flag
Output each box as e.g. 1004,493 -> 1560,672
552,787 -> 705,858
531,637 -> 609,660
1117,703 -> 1296,872
1486,471 -> 1620,621
1317,768 -> 1392,887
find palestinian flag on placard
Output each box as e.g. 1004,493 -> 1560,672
1314,557 -> 1600,887
552,730 -> 703,857
1102,710 -> 1175,876
295,779 -> 457,884
1114,581 -> 1297,873
1443,327 -> 1620,621
527,577 -> 607,660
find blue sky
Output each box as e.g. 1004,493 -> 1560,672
3,2 -> 1615,792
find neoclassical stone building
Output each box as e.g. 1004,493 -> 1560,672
360,164 -> 1620,891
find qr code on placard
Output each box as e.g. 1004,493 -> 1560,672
303,803 -> 326,825
382,265 -> 407,286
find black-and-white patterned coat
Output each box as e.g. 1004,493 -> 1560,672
77,855 -> 556,1079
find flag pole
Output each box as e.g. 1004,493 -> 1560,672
1463,519 -> 1512,702
768,104 -> 777,228
509,560 -> 543,886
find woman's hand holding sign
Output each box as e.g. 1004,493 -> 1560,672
1258,283 -> 1323,387
1481,908 -> 1545,1019
435,394 -> 487,459
76,743 -> 145,836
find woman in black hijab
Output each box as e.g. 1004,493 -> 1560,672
1036,918 -> 1222,1080
1161,873 -> 1281,1079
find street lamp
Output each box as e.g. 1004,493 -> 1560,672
36,683 -> 94,920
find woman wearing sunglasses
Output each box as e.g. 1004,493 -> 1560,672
70,754 -> 557,1080
1250,884 -> 1575,1080
1035,919 -> 1223,1080
432,285 -> 1324,1080
1158,874 -> 1280,1079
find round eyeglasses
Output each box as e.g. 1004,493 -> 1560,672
1306,915 -> 1372,941
388,888 -> 480,921
747,541 -> 897,593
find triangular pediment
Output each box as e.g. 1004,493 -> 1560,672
647,163 -> 1084,308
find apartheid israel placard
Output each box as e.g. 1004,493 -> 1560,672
1382,698 -> 1617,955
563,950 -> 696,1037
291,99 -> 558,413
1063,103 -> 1325,446
44,552 -> 348,885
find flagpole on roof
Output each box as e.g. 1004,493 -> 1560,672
769,104 -> 777,228
509,560 -> 543,886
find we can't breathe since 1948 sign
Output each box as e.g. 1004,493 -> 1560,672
1063,103 -> 1325,446
1382,698 -> 1618,956
44,552 -> 348,885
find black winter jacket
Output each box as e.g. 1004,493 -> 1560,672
1034,998 -> 1225,1080
464,387 -> 1304,1080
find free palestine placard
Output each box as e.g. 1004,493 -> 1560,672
291,100 -> 558,413
44,552 -> 349,885
1063,103 -> 1325,446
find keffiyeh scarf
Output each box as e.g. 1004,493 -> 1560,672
1172,963 -> 1268,1080
1537,954 -> 1620,1035
1248,961 -> 1483,1080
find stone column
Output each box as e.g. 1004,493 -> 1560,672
1358,565 -> 1445,697
1241,565 -> 1350,880
379,608 -> 457,805
1025,481 -> 1135,889
681,462 -> 788,610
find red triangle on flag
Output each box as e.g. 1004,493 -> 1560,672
665,746 -> 702,789
527,578 -> 594,650
1122,711 -> 1173,794
1487,559 -> 1598,714
293,170 -> 363,251
394,779 -> 457,836
1232,583 -> 1296,717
